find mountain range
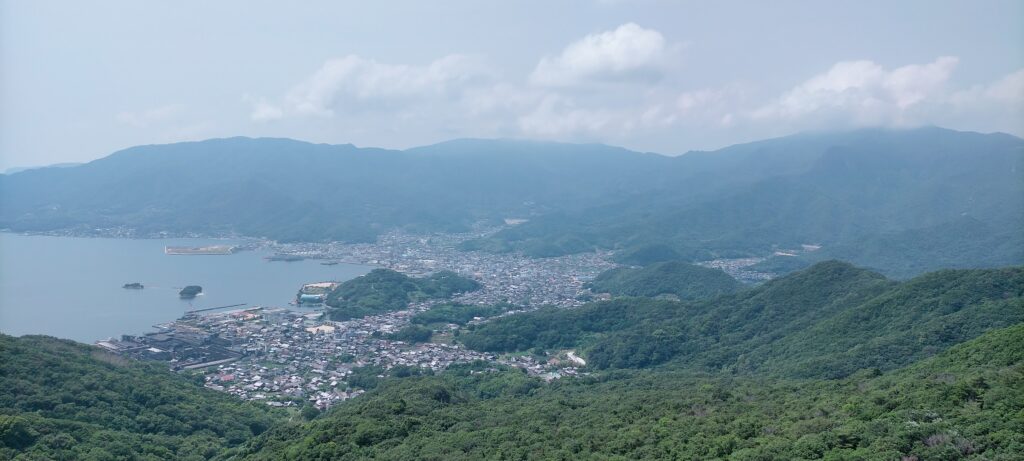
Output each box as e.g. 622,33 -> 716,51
1,126 -> 1021,278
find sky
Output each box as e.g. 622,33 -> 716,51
1,0 -> 1022,170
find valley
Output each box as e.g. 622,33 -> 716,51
2,127 -> 1022,461
4,4 -> 1022,459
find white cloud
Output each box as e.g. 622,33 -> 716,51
749,57 -> 959,126
742,58 -> 1024,137
939,68 -> 1024,134
460,83 -> 543,117
530,23 -> 670,86
950,68 -> 1024,108
251,54 -> 490,121
676,89 -> 723,113
883,57 -> 959,108
985,68 -> 1024,103
247,45 -> 1024,152
242,25 -> 730,146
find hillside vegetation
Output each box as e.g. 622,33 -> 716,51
0,335 -> 284,460
325,269 -> 481,320
468,128 -> 1024,278
410,303 -> 510,326
5,263 -> 1022,460
461,262 -> 1024,376
227,323 -> 1024,460
587,261 -> 743,300
0,138 -> 674,243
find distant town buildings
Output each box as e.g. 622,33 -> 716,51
98,228 -> 780,409
98,229 -> 613,409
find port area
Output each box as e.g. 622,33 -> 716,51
96,306 -> 261,370
296,282 -> 338,305
165,245 -> 235,255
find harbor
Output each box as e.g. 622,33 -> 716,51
0,233 -> 372,343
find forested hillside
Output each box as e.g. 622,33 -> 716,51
325,269 -> 481,320
468,128 -> 1024,278
751,215 -> 1024,278
226,323 -> 1024,460
0,335 -> 284,460
587,261 -> 743,300
460,262 -> 1024,375
0,138 -> 674,243
4,263 -> 1021,460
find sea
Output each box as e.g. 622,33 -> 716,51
0,233 -> 371,343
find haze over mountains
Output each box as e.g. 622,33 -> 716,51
4,2 -> 1022,460
3,127 -> 1023,460
1,126 -> 1021,278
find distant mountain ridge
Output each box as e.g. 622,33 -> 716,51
466,127 -> 1024,277
1,127 -> 1020,277
0,136 -> 675,243
2,162 -> 82,175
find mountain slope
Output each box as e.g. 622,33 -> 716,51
227,323 -> 1024,460
2,128 -> 1020,277
752,215 -> 1024,278
3,263 -> 1020,460
0,334 -> 284,460
471,127 -> 1024,277
0,137 -> 674,242
586,261 -> 743,300
751,266 -> 1024,378
460,262 -> 1024,377
325,269 -> 481,320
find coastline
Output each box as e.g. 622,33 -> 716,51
0,232 -> 375,343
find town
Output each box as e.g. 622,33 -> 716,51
264,228 -> 620,307
97,228 -> 614,409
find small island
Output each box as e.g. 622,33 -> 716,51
179,285 -> 203,299
122,282 -> 144,289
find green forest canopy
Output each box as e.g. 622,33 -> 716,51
586,261 -> 743,300
0,335 -> 284,460
325,269 -> 481,320
460,262 -> 1024,377
226,323 -> 1024,460
3,262 -> 1023,460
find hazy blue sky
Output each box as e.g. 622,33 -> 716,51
2,0 -> 1022,169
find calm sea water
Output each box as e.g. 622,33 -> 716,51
0,233 -> 371,343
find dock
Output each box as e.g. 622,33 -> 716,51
185,303 -> 247,314
165,245 -> 235,255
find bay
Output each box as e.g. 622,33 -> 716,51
0,233 -> 370,343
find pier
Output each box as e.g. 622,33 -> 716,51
165,245 -> 235,255
185,303 -> 247,314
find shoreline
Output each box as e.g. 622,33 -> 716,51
0,232 -> 379,344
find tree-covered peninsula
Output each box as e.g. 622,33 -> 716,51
325,269 -> 481,320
